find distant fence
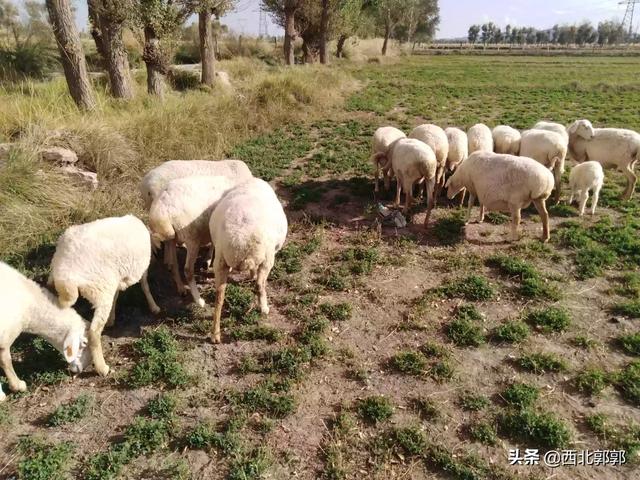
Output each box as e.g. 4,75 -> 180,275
412,43 -> 640,57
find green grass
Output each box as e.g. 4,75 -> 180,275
384,425 -> 428,457
585,413 -> 640,460
447,304 -> 486,347
147,394 -> 177,421
357,396 -> 393,424
432,211 -> 466,244
229,378 -> 296,418
341,245 -> 380,276
502,383 -> 539,408
47,394 -> 93,427
319,302 -> 352,322
412,397 -> 441,421
498,408 -> 572,449
186,419 -> 243,454
614,361 -> 640,406
619,332 -> 640,356
229,447 -> 273,480
459,392 -> 490,411
574,368 -> 610,396
17,437 -> 74,480
487,254 -> 560,299
468,421 -> 498,446
436,275 -> 495,301
614,272 -> 640,298
8,335 -> 69,387
516,352 -> 567,374
229,324 -> 282,343
390,350 -> 428,376
613,299 -> 640,318
570,335 -> 599,350
492,320 -> 530,343
525,307 -> 571,333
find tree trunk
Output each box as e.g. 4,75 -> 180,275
45,0 -> 96,110
199,10 -> 215,86
102,20 -> 134,99
283,9 -> 296,65
87,0 -> 107,67
143,26 -> 165,97
382,23 -> 391,55
335,34 -> 347,58
319,0 -> 329,64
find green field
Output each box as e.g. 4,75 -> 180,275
1,55 -> 640,480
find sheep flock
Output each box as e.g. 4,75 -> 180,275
1,117 -> 639,400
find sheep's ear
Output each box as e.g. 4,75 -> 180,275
567,121 -> 579,135
62,332 -> 80,362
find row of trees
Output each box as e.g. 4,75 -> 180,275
467,20 -> 633,46
262,0 -> 439,65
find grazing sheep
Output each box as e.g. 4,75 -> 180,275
209,178 -> 288,344
492,125 -> 521,155
568,119 -> 640,199
444,127 -> 468,172
409,124 -> 449,185
49,215 -> 160,377
139,159 -> 253,210
370,126 -> 406,192
520,129 -> 568,203
568,161 -> 604,216
385,138 -> 437,226
148,176 -> 235,307
533,121 -> 569,145
445,152 -> 554,242
467,123 -> 494,154
1,262 -> 91,401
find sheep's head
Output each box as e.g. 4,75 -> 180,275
568,119 -> 594,140
63,314 -> 91,374
445,173 -> 464,199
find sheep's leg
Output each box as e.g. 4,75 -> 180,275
374,163 -> 380,193
509,207 -> 521,242
106,290 -> 119,327
0,348 -> 26,393
403,182 -> 413,214
622,163 -> 637,200
553,165 -> 562,203
394,178 -> 402,208
423,178 -> 436,228
479,204 -> 485,223
256,261 -> 272,315
88,303 -> 112,377
591,185 -> 601,215
163,241 -> 172,270
141,270 -> 161,314
184,242 -> 205,307
578,191 -> 589,217
168,240 -> 187,295
458,188 -> 466,207
0,380 -> 5,401
533,199 -> 550,243
211,257 -> 230,344
384,166 -> 394,191
466,194 -> 475,224
568,189 -> 575,205
205,245 -> 214,269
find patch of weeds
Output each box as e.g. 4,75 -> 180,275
357,395 -> 393,424
390,350 -> 427,376
487,254 -> 559,300
412,397 -> 440,421
516,352 -> 567,374
318,269 -> 350,291
229,378 -> 296,418
469,421 -> 498,446
613,299 -> 640,318
0,403 -> 10,425
436,275 -> 495,301
430,360 -> 455,382
10,335 -> 69,386
459,392 -> 490,411
186,418 -> 242,454
493,320 -> 530,343
147,394 -> 177,421
570,335 -> 598,350
341,246 -> 380,275
502,383 -> 539,408
574,244 -> 616,279
433,211 -> 466,244
548,203 -> 575,217
574,368 -> 610,396
525,307 -> 570,333
485,212 -> 510,224
272,243 -> 304,277
447,304 -> 485,347
614,361 -> 640,406
519,276 -> 561,300
319,302 -> 352,322
387,425 -> 428,456
122,416 -> 169,456
585,413 -> 640,460
421,341 -> 449,358
425,444 -> 508,480
498,408 -> 572,449
17,437 -> 74,480
228,447 -> 273,480
47,394 -> 92,427
127,327 -> 188,389
619,332 -> 640,356
614,272 -> 640,298
229,325 -> 282,343
223,284 -> 260,324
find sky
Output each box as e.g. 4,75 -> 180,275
23,1 -> 637,39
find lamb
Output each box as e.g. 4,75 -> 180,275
445,152 -> 554,242
49,215 -> 160,377
444,127 -> 468,172
1,262 -> 91,401
568,119 -> 640,199
467,123 -> 494,154
139,159 -> 253,210
519,129 -> 568,203
209,178 -> 288,344
370,126 -> 406,192
148,176 -> 235,307
492,125 -> 521,155
385,138 -> 437,226
568,161 -> 604,216
409,124 -> 449,185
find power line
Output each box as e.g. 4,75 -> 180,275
258,7 -> 269,37
620,0 -> 640,36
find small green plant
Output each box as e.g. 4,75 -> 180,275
447,305 -> 485,347
122,416 -> 169,456
517,352 -> 567,374
228,447 -> 273,480
17,437 -> 74,480
571,335 -> 598,349
498,408 -> 572,449
525,307 -> 571,333
147,394 -> 177,421
502,382 -> 539,408
493,320 -> 530,343
229,324 -> 282,343
614,272 -> 640,298
485,212 -> 510,224
342,246 -> 380,275
619,332 -> 640,356
186,419 -> 242,454
412,397 -> 440,421
437,275 -> 495,301
388,425 -> 428,456
574,244 -> 616,279
585,413 -> 640,460
433,212 -> 466,244
357,396 -> 393,424
47,394 -> 92,427
574,368 -> 610,396
319,270 -> 350,291
229,379 -> 296,418
390,350 -> 427,376
458,392 -> 490,411
127,327 -> 188,388
319,302 -> 352,322
613,299 -> 640,318
614,361 -> 640,406
487,255 -> 538,279
430,360 -> 455,382
468,421 -> 498,446
421,341 -> 449,358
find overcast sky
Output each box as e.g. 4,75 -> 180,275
59,1 -> 636,39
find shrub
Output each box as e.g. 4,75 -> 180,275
493,320 -> 530,343
498,409 -> 571,449
390,350 -> 427,376
17,437 -> 73,480
619,332 -> 640,356
517,352 -> 567,374
502,383 -> 539,408
357,396 -> 393,424
47,394 -> 92,427
574,368 -> 610,396
525,307 -> 571,333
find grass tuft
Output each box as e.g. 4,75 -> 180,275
357,396 -> 393,424
614,361 -> 640,406
437,275 -> 495,301
517,352 -> 567,374
47,394 -> 92,427
447,305 -> 485,347
458,392 -> 490,411
17,437 -> 74,480
493,320 -> 530,343
127,327 -> 188,388
468,421 -> 498,446
390,350 -> 427,376
502,383 -> 539,408
525,307 -> 570,333
619,332 -> 640,356
574,368 -> 610,396
498,408 -> 571,449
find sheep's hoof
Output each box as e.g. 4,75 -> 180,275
13,380 -> 27,392
211,333 -> 221,344
0,392 -> 6,402
151,306 -> 161,315
260,305 -> 270,315
196,298 -> 206,308
541,235 -> 550,243
96,364 -> 110,377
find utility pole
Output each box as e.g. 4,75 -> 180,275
620,0 -> 640,38
258,7 -> 269,38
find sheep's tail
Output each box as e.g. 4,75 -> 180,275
55,280 -> 79,309
238,234 -> 266,273
370,152 -> 387,169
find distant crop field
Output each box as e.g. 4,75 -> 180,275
1,55 -> 640,480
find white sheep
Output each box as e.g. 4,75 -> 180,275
492,125 -> 521,155
568,119 -> 640,199
370,126 -> 406,192
568,161 -> 604,216
520,129 -> 568,203
384,138 -> 437,226
209,178 -> 288,344
444,127 -> 468,172
139,159 -> 253,209
49,215 -> 160,377
1,262 -> 91,401
533,121 -> 569,145
445,152 -> 554,242
409,124 -> 449,186
467,123 -> 494,154
148,176 -> 235,306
